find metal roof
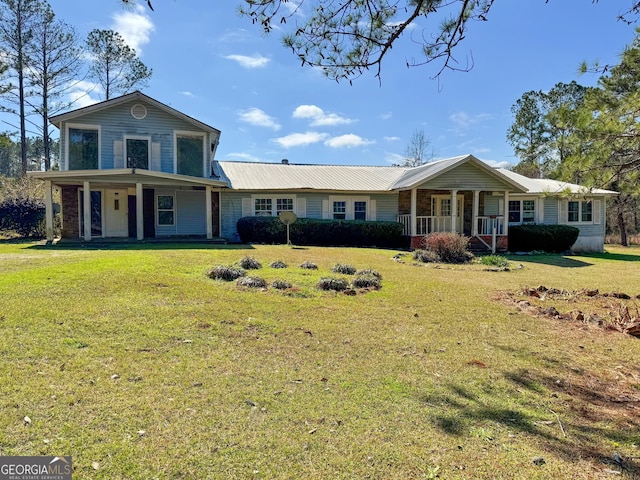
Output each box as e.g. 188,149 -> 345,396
497,169 -> 617,195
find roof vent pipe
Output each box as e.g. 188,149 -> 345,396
281,159 -> 289,165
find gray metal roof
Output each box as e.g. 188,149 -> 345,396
497,169 -> 617,195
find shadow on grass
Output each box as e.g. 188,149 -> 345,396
587,251 -> 640,262
21,239 -> 256,252
508,254 -> 593,268
421,363 -> 640,475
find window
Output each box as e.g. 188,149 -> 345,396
509,199 -> 535,224
333,201 -> 346,220
568,200 -> 593,223
354,201 -> 367,220
176,134 -> 204,177
254,198 -> 272,216
157,195 -> 175,226
276,198 -> 294,214
68,127 -> 99,170
126,138 -> 149,169
79,190 -> 102,237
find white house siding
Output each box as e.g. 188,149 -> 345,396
220,191 -> 400,242
60,99 -> 212,176
154,188 -> 206,237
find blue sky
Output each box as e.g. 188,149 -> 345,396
45,0 -> 636,168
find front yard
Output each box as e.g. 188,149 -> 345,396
0,242 -> 639,479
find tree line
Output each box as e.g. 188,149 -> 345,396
0,0 -> 152,177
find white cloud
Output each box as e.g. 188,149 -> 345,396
449,111 -> 494,133
324,134 -> 374,149
384,136 -> 400,142
224,54 -> 270,69
384,152 -> 406,165
66,80 -> 102,108
292,104 -> 354,127
274,131 -> 329,148
226,152 -> 264,162
179,91 -> 194,98
482,158 -> 512,169
238,108 -> 281,131
379,112 -> 392,120
112,4 -> 154,54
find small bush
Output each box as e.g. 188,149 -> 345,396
413,249 -> 440,263
238,256 -> 262,270
299,261 -> 318,270
423,232 -> 474,264
355,268 -> 382,279
237,276 -> 267,288
269,260 -> 288,269
316,277 -> 349,291
332,263 -> 356,275
208,265 -> 246,281
0,196 -> 46,237
509,224 -> 579,253
271,279 -> 292,290
480,255 -> 510,268
351,275 -> 382,290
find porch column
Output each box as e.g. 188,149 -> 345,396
450,189 -> 458,233
472,190 -> 480,236
205,186 -> 213,239
83,181 -> 91,241
136,182 -> 144,240
44,180 -> 54,242
410,188 -> 417,236
503,190 -> 509,236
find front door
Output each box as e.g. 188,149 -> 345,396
432,195 -> 464,233
105,189 -> 128,237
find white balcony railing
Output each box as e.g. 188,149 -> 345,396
398,214 -> 506,236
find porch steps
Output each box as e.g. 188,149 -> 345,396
468,237 -> 492,255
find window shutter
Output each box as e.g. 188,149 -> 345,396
113,140 -> 124,169
241,198 -> 252,217
151,142 -> 161,172
558,199 -> 568,224
296,197 -> 306,218
593,199 -> 602,225
322,200 -> 329,219
369,199 -> 377,221
537,198 -> 544,224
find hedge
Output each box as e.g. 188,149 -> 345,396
236,216 -> 405,248
508,224 -> 580,253
0,196 -> 45,237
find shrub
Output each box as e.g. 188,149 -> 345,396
423,232 -> 474,264
208,265 -> 246,281
269,260 -> 288,269
355,268 -> 381,279
316,277 -> 349,291
509,224 -> 579,253
299,261 -> 318,270
238,256 -> 262,270
236,216 -> 404,248
351,274 -> 382,290
271,279 -> 292,290
332,263 -> 356,275
413,249 -> 440,263
480,255 -> 510,268
0,196 -> 46,237
237,276 -> 267,288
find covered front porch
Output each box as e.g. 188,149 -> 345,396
29,169 -> 227,242
397,188 -> 510,252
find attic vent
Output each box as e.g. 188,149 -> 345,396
131,104 -> 147,120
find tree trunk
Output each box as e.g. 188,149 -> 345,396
618,208 -> 628,247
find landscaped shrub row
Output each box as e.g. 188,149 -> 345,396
236,216 -> 405,248
509,224 -> 579,253
0,196 -> 45,237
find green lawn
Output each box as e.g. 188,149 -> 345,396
1,241 -> 639,479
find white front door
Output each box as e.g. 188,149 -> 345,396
432,195 -> 464,232
105,189 -> 128,237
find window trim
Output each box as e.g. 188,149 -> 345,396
250,194 -> 296,216
156,194 -> 176,227
174,130 -> 206,177
507,197 -> 536,225
124,135 -> 151,170
567,200 -> 593,224
65,123 -> 101,171
328,195 -> 370,221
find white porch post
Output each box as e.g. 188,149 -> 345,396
205,186 -> 213,239
410,188 -> 417,237
83,181 -> 91,241
450,189 -> 458,233
472,190 -> 479,236
136,182 -> 144,240
44,180 -> 54,242
503,190 -> 509,236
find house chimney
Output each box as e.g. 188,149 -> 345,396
281,158 -> 289,165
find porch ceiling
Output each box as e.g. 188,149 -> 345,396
28,168 -> 228,189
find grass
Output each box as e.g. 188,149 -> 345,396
1,241 -> 640,478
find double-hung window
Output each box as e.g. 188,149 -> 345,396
157,195 -> 175,226
508,199 -> 535,224
326,196 -> 371,221
68,125 -> 99,170
254,198 -> 273,216
568,200 -> 592,223
251,196 -> 295,216
276,198 -> 294,214
333,201 -> 347,220
354,201 -> 367,220
176,132 -> 205,177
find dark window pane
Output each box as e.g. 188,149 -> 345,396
69,128 -> 98,170
127,138 -> 149,169
177,135 -> 204,177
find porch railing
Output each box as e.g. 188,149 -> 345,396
398,214 -> 506,236
477,216 -> 505,236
